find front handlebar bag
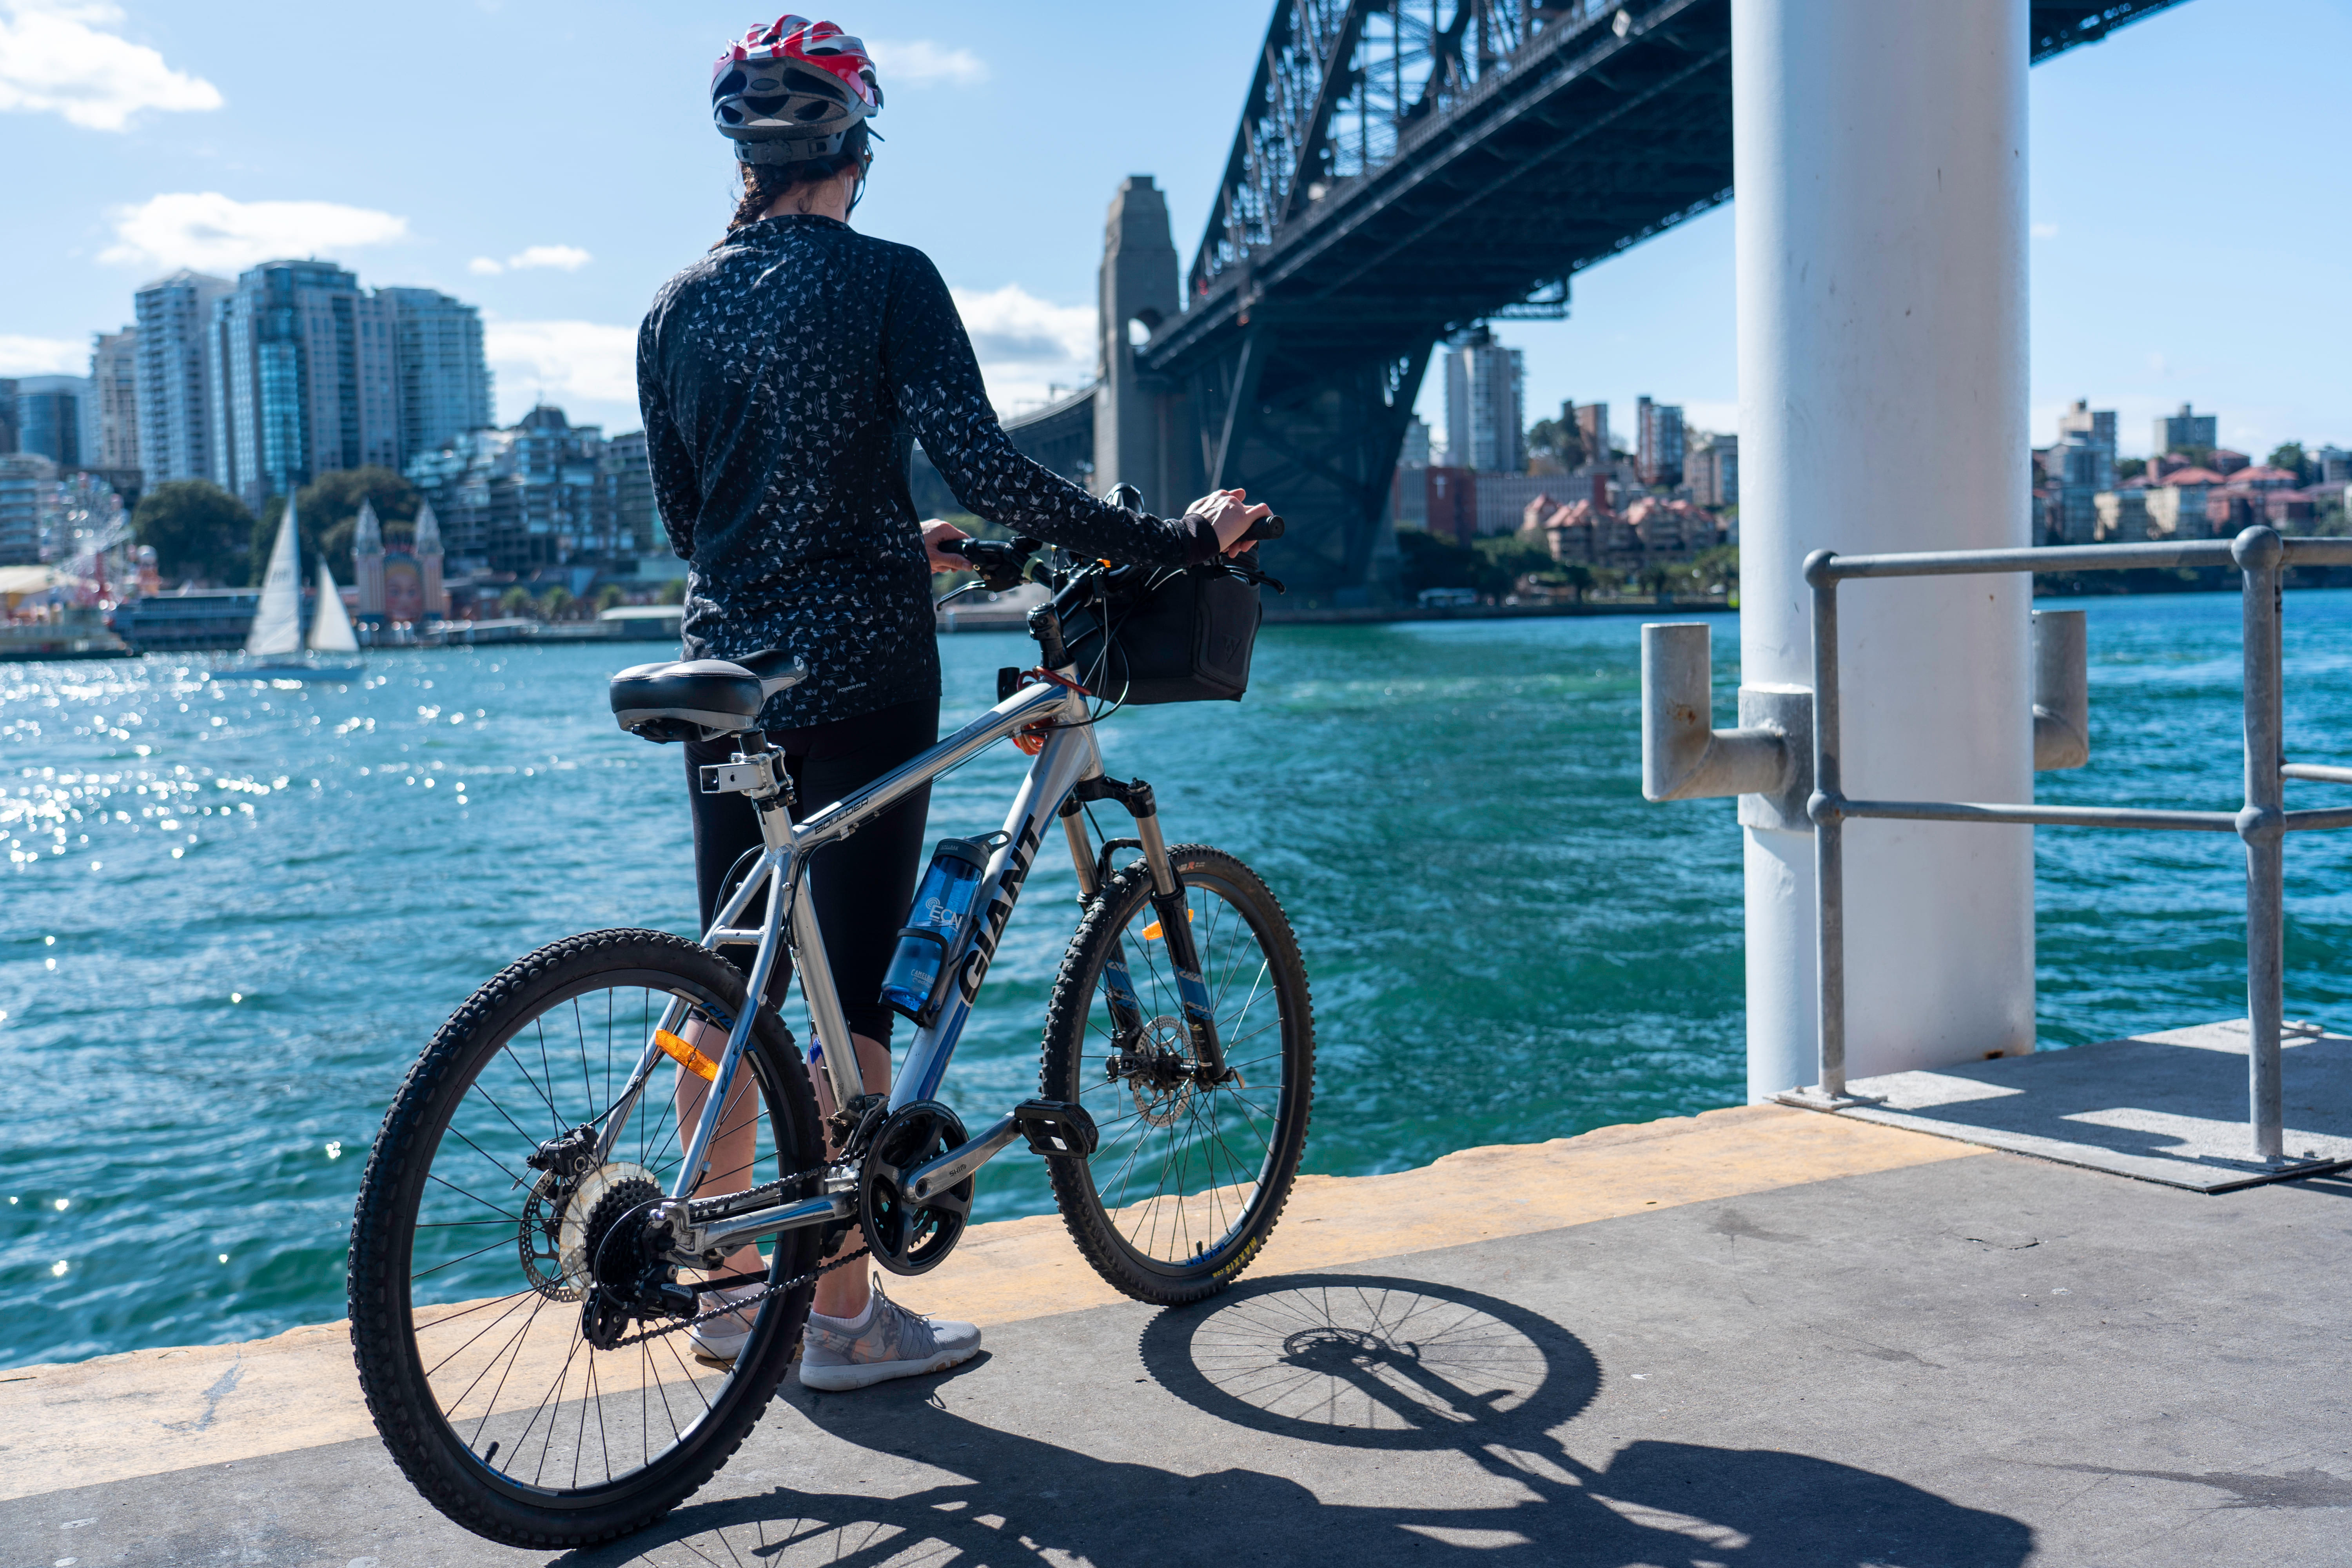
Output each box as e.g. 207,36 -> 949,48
1062,563 -> 1262,704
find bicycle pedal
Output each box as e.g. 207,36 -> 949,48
1013,1098 -> 1098,1159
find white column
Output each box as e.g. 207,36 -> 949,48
1733,0 -> 2036,1100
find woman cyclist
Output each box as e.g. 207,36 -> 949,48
637,15 -> 1270,1390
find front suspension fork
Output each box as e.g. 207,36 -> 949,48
1063,777 -> 1226,1080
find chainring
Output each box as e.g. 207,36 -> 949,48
858,1100 -> 973,1277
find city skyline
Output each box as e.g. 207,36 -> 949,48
0,0 -> 2347,461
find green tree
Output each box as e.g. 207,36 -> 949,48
1526,414 -> 1585,471
538,586 -> 576,621
1394,526 -> 1481,596
657,577 -> 687,605
2267,442 -> 2311,483
1472,533 -> 1557,598
132,481 -> 253,585
593,583 -> 626,613
248,466 -> 420,584
499,586 -> 534,618
2115,456 -> 2148,483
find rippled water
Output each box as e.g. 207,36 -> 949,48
5,592 -> 2349,1366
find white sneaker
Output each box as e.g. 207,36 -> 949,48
797,1276 -> 981,1391
686,1281 -> 766,1365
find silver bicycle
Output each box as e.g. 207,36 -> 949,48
347,528 -> 1313,1546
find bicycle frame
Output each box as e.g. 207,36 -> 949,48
584,669 -> 1214,1256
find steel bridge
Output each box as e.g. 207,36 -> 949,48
1000,0 -> 2189,603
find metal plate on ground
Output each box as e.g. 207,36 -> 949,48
1820,1020 -> 2352,1193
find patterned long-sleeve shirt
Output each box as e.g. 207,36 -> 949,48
637,213 -> 1213,727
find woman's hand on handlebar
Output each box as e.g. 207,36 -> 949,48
1185,488 -> 1276,558
922,517 -> 974,573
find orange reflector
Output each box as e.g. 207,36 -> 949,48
1141,907 -> 1196,940
655,1027 -> 718,1081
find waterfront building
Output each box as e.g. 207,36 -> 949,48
132,270 -> 234,487
2143,467 -> 2225,537
91,330 -> 140,476
377,288 -> 493,468
2152,401 -> 2218,456
2094,486 -> 2151,542
606,430 -> 655,555
403,405 -> 624,575
2317,445 -> 2351,485
1687,432 -> 1738,508
2048,434 -> 2112,544
0,454 -> 60,566
352,497 -> 448,626
1442,327 -> 1524,475
1399,416 -> 1431,469
0,380 -> 13,452
1635,396 -> 1685,487
206,260 -> 401,510
14,376 -> 91,467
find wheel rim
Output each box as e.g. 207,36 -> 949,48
395,970 -> 799,1499
1071,871 -> 1294,1272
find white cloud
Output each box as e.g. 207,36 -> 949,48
0,333 -> 85,375
484,318 -> 638,421
470,244 -> 593,277
2031,222 -> 2061,240
950,284 -> 1094,413
99,192 -> 408,274
0,0 -> 220,131
866,38 -> 988,87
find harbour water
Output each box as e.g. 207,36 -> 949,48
4,592 -> 2349,1368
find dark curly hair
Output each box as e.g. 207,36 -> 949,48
719,123 -> 871,244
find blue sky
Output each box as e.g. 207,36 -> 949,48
2,0 -> 2346,461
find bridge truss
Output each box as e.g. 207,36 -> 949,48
1128,0 -> 2188,602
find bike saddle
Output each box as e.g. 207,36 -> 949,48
610,650 -> 808,744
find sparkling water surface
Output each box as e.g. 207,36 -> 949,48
5,592 -> 2349,1366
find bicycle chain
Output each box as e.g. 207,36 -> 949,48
603,1242 -> 868,1350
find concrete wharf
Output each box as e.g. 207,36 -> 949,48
5,1098 -> 2347,1566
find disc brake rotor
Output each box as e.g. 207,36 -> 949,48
1131,1015 -> 1197,1129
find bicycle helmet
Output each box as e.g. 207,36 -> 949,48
711,16 -> 882,165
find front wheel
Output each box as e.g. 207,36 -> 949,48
1042,844 -> 1314,1305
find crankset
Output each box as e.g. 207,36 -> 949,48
858,1100 -> 973,1277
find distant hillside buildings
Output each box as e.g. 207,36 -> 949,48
2034,399 -> 2348,545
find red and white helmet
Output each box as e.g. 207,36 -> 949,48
711,16 -> 882,164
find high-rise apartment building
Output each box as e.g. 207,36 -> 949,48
1687,432 -> 1738,508
0,381 -> 16,454
1442,328 -> 1524,474
1573,403 -> 1611,468
15,376 -> 91,468
378,288 -> 494,465
133,270 -> 233,488
2152,402 -> 2218,456
1635,396 -> 1685,487
0,454 -> 59,565
2049,399 -> 2117,544
207,260 -> 401,510
91,329 -> 140,475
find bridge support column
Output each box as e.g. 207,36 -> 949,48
1733,0 -> 2034,1099
1093,176 -> 1192,510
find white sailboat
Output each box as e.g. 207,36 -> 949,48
238,493 -> 364,680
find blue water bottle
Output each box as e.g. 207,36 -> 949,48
879,837 -> 994,1027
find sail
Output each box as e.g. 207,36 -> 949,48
245,496 -> 302,657
310,561 -> 360,653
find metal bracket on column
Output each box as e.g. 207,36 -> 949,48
1641,622 -> 1813,829
2032,610 -> 2089,771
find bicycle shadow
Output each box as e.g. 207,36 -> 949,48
557,1272 -> 2032,1567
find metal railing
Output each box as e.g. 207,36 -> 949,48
1642,525 -> 2352,1165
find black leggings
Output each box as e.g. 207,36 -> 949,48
685,695 -> 938,1042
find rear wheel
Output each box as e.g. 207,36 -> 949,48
348,929 -> 824,1547
1042,845 -> 1314,1305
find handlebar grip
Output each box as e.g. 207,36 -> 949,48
1243,515 -> 1285,541
938,538 -> 969,558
